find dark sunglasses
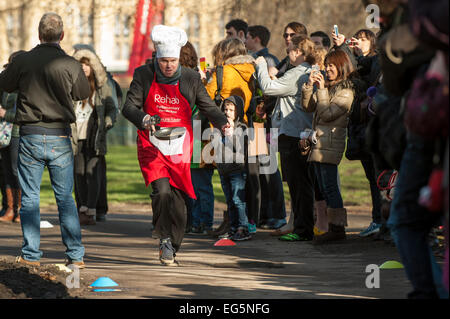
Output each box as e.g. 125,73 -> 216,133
283,32 -> 297,39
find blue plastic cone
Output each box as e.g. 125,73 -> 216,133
89,277 -> 119,288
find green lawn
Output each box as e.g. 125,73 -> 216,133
39,145 -> 372,207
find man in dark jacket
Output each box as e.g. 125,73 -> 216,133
0,12 -> 90,268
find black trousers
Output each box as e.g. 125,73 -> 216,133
314,175 -> 325,201
245,156 -> 261,225
279,135 -> 315,239
0,137 -> 20,189
260,167 -> 286,221
361,158 -> 382,224
0,156 -> 6,211
74,140 -> 102,209
150,177 -> 187,252
96,155 -> 108,216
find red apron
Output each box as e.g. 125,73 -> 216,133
137,75 -> 196,199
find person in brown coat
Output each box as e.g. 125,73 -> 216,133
301,49 -> 356,243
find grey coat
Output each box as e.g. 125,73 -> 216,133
255,59 -> 313,138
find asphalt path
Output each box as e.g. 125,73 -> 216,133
0,202 -> 412,299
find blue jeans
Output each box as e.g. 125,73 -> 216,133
18,135 -> 84,262
191,168 -> 214,228
220,172 -> 248,229
313,162 -> 343,209
387,133 -> 448,299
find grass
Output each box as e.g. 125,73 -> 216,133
38,145 -> 372,208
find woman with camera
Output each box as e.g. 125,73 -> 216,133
301,49 -> 357,243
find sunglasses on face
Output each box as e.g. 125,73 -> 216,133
283,33 -> 297,39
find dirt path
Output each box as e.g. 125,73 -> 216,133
0,202 -> 413,299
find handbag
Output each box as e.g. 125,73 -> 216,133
299,128 -> 316,156
0,119 -> 13,148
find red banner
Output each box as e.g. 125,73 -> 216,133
127,0 -> 165,76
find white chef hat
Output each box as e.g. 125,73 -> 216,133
151,25 -> 188,59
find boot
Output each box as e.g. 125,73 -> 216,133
314,200 -> 328,235
208,210 -> 229,236
0,188 -> 14,222
12,189 -> 21,223
78,206 -> 96,225
313,208 -> 347,244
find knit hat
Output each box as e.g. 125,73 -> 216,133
151,25 -> 188,59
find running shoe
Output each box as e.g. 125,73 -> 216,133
219,228 -> 236,239
190,225 -> 203,234
232,227 -> 252,241
314,226 -> 326,236
270,219 -> 287,230
159,238 -> 176,265
248,223 -> 257,234
359,222 -> 382,237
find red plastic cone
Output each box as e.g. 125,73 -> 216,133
214,239 -> 236,246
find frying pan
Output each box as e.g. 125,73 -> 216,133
153,126 -> 186,140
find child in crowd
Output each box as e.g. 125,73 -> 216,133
216,96 -> 251,241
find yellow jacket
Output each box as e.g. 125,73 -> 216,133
206,55 -> 255,124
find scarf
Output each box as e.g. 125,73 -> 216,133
154,59 -> 181,85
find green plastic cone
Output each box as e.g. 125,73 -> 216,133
380,260 -> 404,269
